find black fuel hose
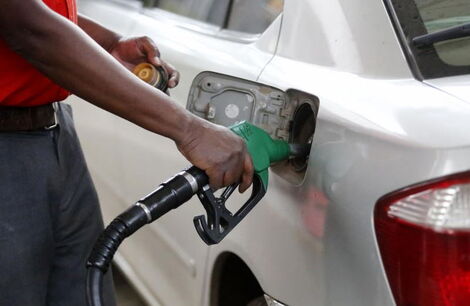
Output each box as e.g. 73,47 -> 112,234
86,166 -> 208,306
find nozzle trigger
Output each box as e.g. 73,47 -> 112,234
193,174 -> 267,245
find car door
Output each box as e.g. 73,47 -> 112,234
73,1 -> 284,305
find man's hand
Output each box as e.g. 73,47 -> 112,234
177,117 -> 254,192
77,15 -> 179,89
110,36 -> 180,88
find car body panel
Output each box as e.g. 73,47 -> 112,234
244,56 -> 470,306
425,75 -> 470,103
276,0 -> 412,78
73,0 -> 470,305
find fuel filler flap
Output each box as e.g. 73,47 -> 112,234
186,71 -> 298,141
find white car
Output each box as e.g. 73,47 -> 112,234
71,0 -> 470,305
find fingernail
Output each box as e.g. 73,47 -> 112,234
153,57 -> 161,65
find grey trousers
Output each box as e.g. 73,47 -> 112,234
0,103 -> 116,306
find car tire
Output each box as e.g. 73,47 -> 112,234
247,296 -> 267,306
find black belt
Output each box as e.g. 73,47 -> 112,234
0,102 -> 58,132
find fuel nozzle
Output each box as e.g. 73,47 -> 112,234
193,122 -> 311,245
230,121 -> 310,189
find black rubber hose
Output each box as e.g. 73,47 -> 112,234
86,206 -> 148,306
86,167 -> 208,306
86,267 -> 104,306
87,206 -> 148,274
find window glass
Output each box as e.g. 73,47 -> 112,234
146,0 -> 217,23
206,0 -> 231,27
388,0 -> 470,78
416,0 -> 470,32
142,0 -> 283,34
226,0 -> 283,34
415,0 -> 470,66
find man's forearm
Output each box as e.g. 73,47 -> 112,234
78,14 -> 121,52
0,1 -> 193,144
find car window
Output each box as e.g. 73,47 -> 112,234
226,0 -> 283,34
415,0 -> 470,67
142,0 -> 217,23
140,0 -> 283,34
387,0 -> 470,78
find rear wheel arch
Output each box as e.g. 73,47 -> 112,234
209,252 -> 266,306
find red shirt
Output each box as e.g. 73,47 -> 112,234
0,0 -> 77,107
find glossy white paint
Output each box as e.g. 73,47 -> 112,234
425,75 -> 470,103
247,57 -> 470,306
72,0 -> 470,305
277,0 -> 412,78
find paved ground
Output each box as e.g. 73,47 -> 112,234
114,267 -> 148,306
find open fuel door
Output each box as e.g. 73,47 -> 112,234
187,71 -> 319,184
187,72 -> 297,141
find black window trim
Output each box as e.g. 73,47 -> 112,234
221,0 -> 234,29
383,0 -> 423,80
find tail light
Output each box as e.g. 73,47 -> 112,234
375,171 -> 470,306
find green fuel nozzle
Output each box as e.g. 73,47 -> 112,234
231,121 -> 308,189
191,121 -> 309,245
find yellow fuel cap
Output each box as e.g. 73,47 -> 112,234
133,62 -> 168,92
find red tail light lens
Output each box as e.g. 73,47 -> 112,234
375,171 -> 470,306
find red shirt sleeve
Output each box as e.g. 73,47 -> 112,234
0,0 -> 78,107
